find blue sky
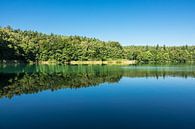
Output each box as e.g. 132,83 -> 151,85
1,0 -> 195,45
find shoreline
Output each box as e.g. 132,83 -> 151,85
70,60 -> 137,65
0,60 -> 137,65
1,60 -> 194,65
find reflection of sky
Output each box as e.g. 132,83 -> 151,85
0,77 -> 195,129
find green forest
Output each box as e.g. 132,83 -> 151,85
0,26 -> 195,64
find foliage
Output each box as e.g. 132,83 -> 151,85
123,45 -> 195,63
0,26 -> 195,63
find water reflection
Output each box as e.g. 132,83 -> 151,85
0,64 -> 195,98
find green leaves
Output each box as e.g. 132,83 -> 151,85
0,26 -> 195,64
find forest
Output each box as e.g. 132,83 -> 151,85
0,26 -> 195,64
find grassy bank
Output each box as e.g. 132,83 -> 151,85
39,60 -> 137,65
70,60 -> 136,65
0,60 -> 137,65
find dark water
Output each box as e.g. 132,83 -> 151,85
0,64 -> 195,129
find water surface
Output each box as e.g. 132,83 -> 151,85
0,64 -> 195,129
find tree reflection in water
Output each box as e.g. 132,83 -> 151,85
0,64 -> 195,99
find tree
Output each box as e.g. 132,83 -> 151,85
0,26 -> 194,64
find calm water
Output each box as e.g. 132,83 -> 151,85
0,64 -> 195,129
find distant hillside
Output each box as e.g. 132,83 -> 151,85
0,26 -> 195,63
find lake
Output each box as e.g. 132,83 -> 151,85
0,64 -> 195,129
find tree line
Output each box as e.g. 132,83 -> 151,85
0,26 -> 195,63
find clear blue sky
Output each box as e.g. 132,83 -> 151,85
1,0 -> 195,46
